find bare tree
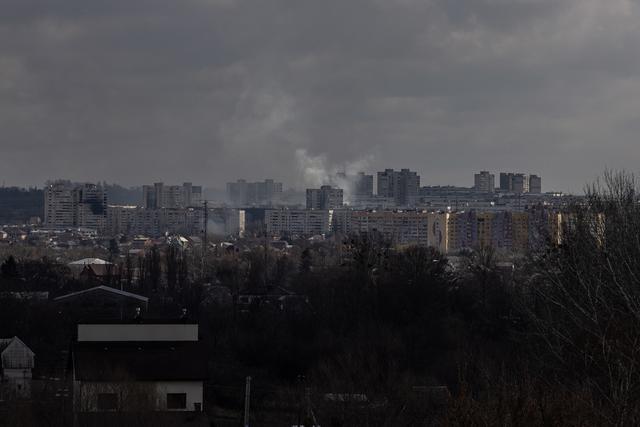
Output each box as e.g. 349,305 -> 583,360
529,170 -> 640,425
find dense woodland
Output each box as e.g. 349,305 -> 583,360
0,188 -> 43,224
3,172 -> 640,426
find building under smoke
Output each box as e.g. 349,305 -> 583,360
226,179 -> 283,207
306,186 -> 344,209
142,182 -> 202,209
44,181 -> 107,232
377,169 -> 420,207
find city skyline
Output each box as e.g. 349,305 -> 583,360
2,1 -> 638,192
3,167 -> 548,195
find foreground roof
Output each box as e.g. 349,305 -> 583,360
53,285 -> 149,303
73,341 -> 206,381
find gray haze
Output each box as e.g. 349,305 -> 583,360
2,0 -> 640,192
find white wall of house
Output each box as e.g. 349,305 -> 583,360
156,381 -> 203,411
77,324 -> 198,342
74,380 -> 203,412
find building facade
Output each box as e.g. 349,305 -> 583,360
0,336 -> 35,399
499,172 -> 540,194
72,322 -> 205,415
265,209 -> 331,237
306,186 -> 344,209
142,183 -> 202,209
377,169 -> 420,207
350,210 -> 430,245
106,206 -> 245,237
226,179 -> 283,207
529,175 -> 542,194
474,171 -> 495,193
44,181 -> 107,232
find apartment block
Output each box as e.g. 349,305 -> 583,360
226,179 -> 283,207
474,171 -> 495,193
332,172 -> 374,198
377,169 -> 420,207
499,172 -> 540,194
306,186 -> 344,209
142,182 -> 202,209
427,213 -> 451,253
44,181 -> 107,231
265,209 -> 331,237
349,210 -> 430,245
106,206 -> 244,237
529,175 -> 542,194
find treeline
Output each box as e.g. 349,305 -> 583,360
0,187 -> 43,224
199,171 -> 640,425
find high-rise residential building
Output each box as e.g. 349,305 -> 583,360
499,172 -> 540,194
377,169 -> 420,206
76,183 -> 108,230
44,181 -> 76,227
44,181 -> 107,231
512,174 -> 529,193
306,186 -> 344,209
332,172 -> 374,197
474,171 -> 495,193
142,182 -> 202,209
499,173 -> 513,192
354,172 -> 374,197
226,179 -> 283,206
529,175 -> 542,194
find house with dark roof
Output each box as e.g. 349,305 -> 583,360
68,258 -> 116,283
53,285 -> 149,320
71,321 -> 206,416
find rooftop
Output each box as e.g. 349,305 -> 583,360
53,285 -> 149,303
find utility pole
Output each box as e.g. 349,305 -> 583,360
243,376 -> 252,427
263,222 -> 268,287
202,200 -> 208,280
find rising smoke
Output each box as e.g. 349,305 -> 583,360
295,149 -> 373,204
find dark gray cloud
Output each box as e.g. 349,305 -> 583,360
1,0 -> 639,192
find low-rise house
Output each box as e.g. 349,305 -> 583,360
53,285 -> 149,320
71,320 -> 206,420
68,258 -> 115,282
0,336 -> 35,399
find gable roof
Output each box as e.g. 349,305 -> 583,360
0,336 -> 35,369
53,285 -> 149,303
0,336 -> 33,354
80,263 -> 114,278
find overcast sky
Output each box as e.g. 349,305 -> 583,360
2,0 -> 640,192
